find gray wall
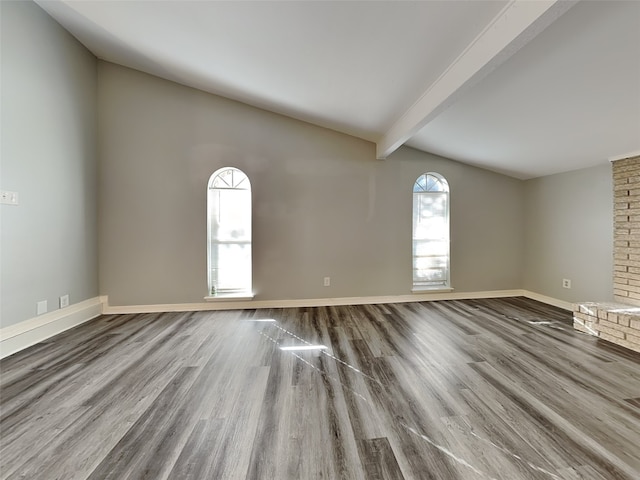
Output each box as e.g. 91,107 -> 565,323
98,62 -> 524,306
0,1 -> 99,328
523,164 -> 613,303
2,3 -> 611,314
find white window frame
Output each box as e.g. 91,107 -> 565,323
206,167 -> 253,299
412,172 -> 451,291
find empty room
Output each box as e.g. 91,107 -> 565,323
1,0 -> 640,479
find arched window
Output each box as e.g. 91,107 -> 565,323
412,172 -> 450,290
207,167 -> 252,297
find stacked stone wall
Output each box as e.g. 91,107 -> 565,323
613,156 -> 640,306
573,302 -> 640,353
573,156 -> 640,353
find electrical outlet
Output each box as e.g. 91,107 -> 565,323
0,190 -> 19,206
562,279 -> 571,289
36,300 -> 48,315
323,277 -> 331,287
60,294 -> 70,308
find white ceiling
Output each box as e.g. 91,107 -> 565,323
36,0 -> 640,179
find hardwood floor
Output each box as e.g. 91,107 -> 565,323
1,297 -> 639,479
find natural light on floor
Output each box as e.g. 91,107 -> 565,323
279,345 -> 328,351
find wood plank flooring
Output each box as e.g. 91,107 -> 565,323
1,297 -> 639,479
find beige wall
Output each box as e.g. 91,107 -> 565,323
0,0 -> 99,328
98,62 -> 525,306
523,164 -> 614,303
3,2 -> 616,314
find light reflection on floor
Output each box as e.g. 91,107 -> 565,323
247,315 -> 567,480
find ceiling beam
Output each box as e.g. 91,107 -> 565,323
376,0 -> 578,160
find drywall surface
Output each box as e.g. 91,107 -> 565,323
524,164 -> 613,303
0,0 -> 99,328
98,62 -> 524,306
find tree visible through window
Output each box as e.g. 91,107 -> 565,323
207,167 -> 252,296
413,172 -> 450,290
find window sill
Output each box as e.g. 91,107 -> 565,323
204,293 -> 254,302
411,287 -> 454,294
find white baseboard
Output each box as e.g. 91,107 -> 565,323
0,291 -> 570,358
520,290 -> 573,311
102,290 -> 537,314
0,296 -> 105,359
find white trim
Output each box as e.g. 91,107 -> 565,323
0,296 -> 105,359
411,288 -> 454,294
609,150 -> 640,162
520,290 -> 572,311
0,291 -> 573,358
0,290 -> 570,358
204,293 -> 254,302
103,290 -> 532,314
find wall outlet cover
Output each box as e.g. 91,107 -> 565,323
0,190 -> 19,206
36,300 -> 48,315
60,294 -> 70,308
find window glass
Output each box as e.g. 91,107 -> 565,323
207,167 -> 252,295
412,173 -> 450,289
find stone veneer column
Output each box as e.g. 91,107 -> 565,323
613,156 -> 640,306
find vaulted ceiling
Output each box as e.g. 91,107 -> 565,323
37,0 -> 640,179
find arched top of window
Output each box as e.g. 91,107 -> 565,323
413,172 -> 448,193
209,167 -> 250,190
